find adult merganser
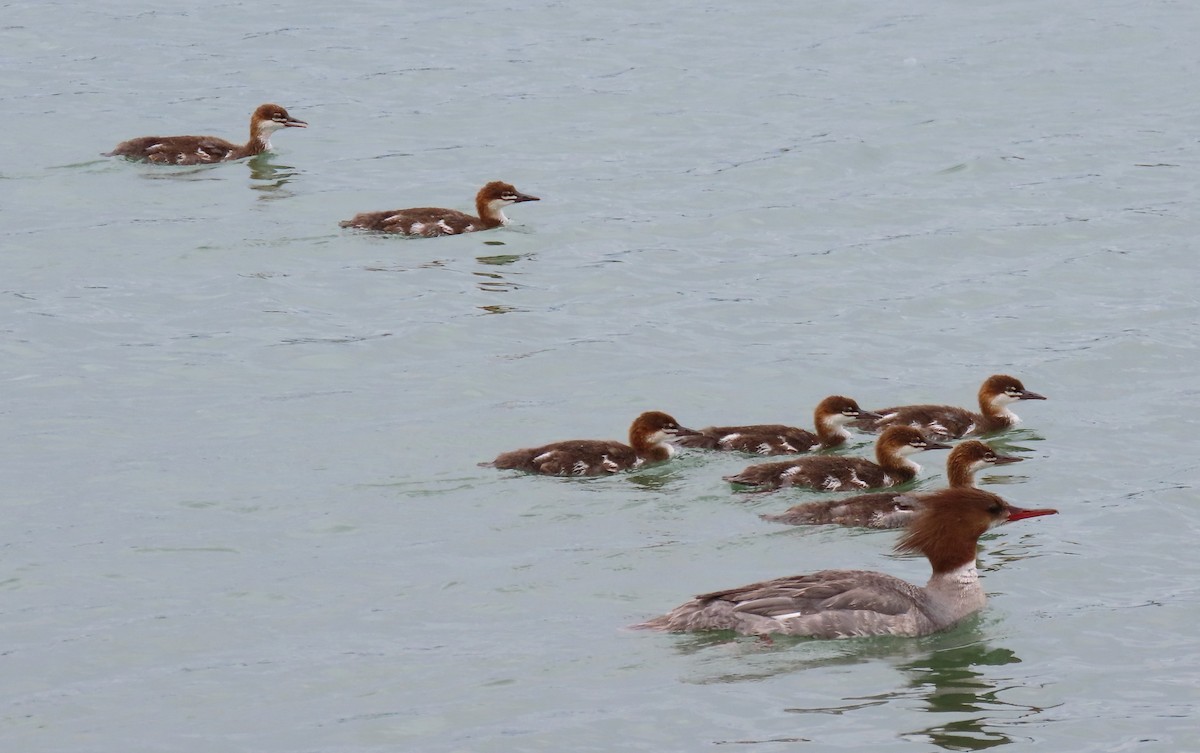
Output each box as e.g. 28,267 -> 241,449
852,374 -> 1047,439
105,103 -> 307,164
486,411 -> 697,476
634,487 -> 1057,637
761,440 -> 1024,528
339,181 -> 539,236
674,395 -> 881,456
724,425 -> 950,491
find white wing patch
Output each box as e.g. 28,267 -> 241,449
408,222 -> 426,234
848,470 -> 868,488
436,219 -> 454,235
822,475 -> 841,490
756,442 -> 773,455
572,460 -> 590,475
601,454 -> 619,473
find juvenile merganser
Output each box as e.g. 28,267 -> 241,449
634,487 -> 1057,637
105,103 -> 307,164
339,181 -> 540,237
852,374 -> 1047,439
486,411 -> 697,476
724,425 -> 950,491
761,440 -> 1024,528
674,396 -> 881,456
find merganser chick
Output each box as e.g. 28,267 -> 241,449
105,103 -> 307,164
674,396 -> 881,456
486,411 -> 697,476
761,440 -> 1024,528
634,487 -> 1057,638
339,181 -> 539,237
852,374 -> 1047,439
724,425 -> 950,492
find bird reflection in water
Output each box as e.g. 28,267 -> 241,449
669,625 -> 1051,750
773,635 -> 1044,751
247,154 -> 299,198
893,639 -> 1044,750
475,244 -> 527,314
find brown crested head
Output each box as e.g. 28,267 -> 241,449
628,411 -> 698,446
980,374 -> 1046,405
477,181 -> 540,205
946,440 -> 1023,486
252,103 -> 307,129
895,487 -> 1058,571
814,395 -> 878,426
876,425 -> 951,463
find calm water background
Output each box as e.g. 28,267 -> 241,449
3,1 -> 1199,751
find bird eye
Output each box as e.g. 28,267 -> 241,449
988,504 -> 1003,515
984,453 -> 996,461
843,408 -> 857,415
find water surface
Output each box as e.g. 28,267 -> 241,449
3,1 -> 1199,751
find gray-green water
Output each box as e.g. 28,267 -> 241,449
4,1 -> 1199,751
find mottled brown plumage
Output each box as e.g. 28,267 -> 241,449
487,411 -> 696,476
851,374 -> 1047,439
635,488 -> 1058,638
339,181 -> 539,236
761,440 -> 1024,528
675,395 -> 880,456
106,103 -> 307,164
724,425 -> 950,492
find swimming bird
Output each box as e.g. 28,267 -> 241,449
486,411 -> 697,476
674,395 -> 880,456
105,103 -> 307,164
761,440 -> 1023,528
724,425 -> 950,492
851,374 -> 1046,439
634,487 -> 1057,637
339,181 -> 539,236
